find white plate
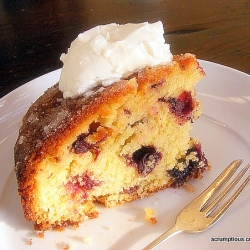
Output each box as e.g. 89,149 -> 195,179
0,61 -> 250,250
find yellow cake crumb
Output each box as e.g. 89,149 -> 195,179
144,207 -> 157,224
37,231 -> 45,238
183,182 -> 194,192
63,244 -> 70,250
28,238 -> 33,245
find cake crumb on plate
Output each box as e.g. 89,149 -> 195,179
28,238 -> 33,245
144,207 -> 157,224
37,231 -> 45,238
183,182 -> 194,192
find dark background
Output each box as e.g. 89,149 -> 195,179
1,0 -> 250,98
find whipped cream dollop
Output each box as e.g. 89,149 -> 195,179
59,21 -> 173,98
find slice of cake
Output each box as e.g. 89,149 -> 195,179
14,22 -> 209,231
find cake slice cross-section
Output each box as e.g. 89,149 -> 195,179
15,53 -> 209,231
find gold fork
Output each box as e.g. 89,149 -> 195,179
142,159 -> 250,250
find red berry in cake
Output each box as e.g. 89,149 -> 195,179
88,121 -> 101,133
66,171 -> 101,200
168,143 -> 208,187
71,122 -> 110,160
132,146 -> 162,176
123,185 -> 139,194
159,91 -> 194,125
187,142 -> 208,166
124,108 -> 132,115
71,133 -> 94,154
150,79 -> 165,89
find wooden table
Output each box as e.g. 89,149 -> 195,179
1,0 -> 250,98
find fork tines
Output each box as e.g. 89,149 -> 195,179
200,159 -> 250,220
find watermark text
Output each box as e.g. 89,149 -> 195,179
211,236 -> 250,243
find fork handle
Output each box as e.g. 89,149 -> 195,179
142,224 -> 182,250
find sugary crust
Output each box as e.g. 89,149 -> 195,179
14,53 -> 206,229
